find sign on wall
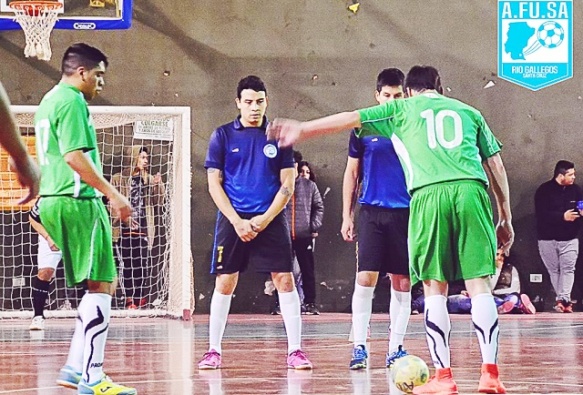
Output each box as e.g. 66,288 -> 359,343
134,120 -> 174,141
498,0 -> 573,91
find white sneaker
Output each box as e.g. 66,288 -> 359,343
29,316 -> 45,331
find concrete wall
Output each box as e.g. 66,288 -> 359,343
2,0 -> 583,313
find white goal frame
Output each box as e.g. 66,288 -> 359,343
3,105 -> 193,320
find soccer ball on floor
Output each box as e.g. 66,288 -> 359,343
390,355 -> 430,394
537,21 -> 565,48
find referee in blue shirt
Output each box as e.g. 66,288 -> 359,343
198,76 -> 313,371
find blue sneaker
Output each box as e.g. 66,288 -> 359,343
386,345 -> 408,368
56,365 -> 81,389
78,374 -> 137,394
349,345 -> 368,370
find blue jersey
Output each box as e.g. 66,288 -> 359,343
348,130 -> 410,209
205,116 -> 295,214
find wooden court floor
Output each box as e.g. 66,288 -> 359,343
0,312 -> 582,394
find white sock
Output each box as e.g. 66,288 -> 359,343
471,293 -> 499,364
424,295 -> 451,369
64,298 -> 85,372
278,289 -> 302,354
352,283 -> 375,347
208,290 -> 232,354
78,293 -> 111,384
389,288 -> 411,353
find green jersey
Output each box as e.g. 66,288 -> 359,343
357,92 -> 501,192
34,83 -> 103,198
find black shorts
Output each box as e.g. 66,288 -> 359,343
356,205 -> 409,275
210,211 -> 293,274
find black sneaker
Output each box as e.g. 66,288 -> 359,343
304,303 -> 320,315
270,306 -> 281,315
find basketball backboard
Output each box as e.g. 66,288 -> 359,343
0,0 -> 132,30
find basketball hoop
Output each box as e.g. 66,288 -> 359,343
9,1 -> 62,61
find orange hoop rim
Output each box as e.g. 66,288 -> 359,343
9,1 -> 63,11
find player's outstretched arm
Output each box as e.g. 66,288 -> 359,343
0,83 -> 40,204
267,111 -> 361,147
341,156 -> 360,242
207,167 -> 257,242
64,150 -> 132,222
484,153 -> 514,254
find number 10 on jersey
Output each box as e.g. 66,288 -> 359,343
421,109 -> 463,150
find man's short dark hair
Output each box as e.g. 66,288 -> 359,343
139,146 -> 149,155
405,65 -> 443,94
554,160 -> 575,178
61,43 -> 108,76
237,75 -> 267,99
376,68 -> 404,92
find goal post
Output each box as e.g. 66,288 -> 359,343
0,105 -> 194,320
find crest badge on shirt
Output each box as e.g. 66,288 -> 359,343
498,0 -> 573,91
263,144 -> 277,158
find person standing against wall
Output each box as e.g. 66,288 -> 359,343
535,160 -> 583,313
286,156 -> 324,315
111,146 -> 165,309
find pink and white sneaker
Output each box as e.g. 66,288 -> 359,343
198,349 -> 222,370
519,294 -> 536,314
287,349 -> 313,370
497,300 -> 515,314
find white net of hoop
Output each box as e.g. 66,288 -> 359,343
10,2 -> 62,61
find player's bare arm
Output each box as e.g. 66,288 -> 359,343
29,215 -> 59,251
64,150 -> 132,222
207,167 -> 257,242
484,153 -> 514,254
250,167 -> 295,232
0,83 -> 40,204
341,156 -> 360,242
267,111 -> 362,147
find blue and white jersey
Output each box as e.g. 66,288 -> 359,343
205,116 -> 295,214
348,130 -> 410,209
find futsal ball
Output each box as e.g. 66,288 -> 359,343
390,355 -> 430,394
537,21 -> 565,48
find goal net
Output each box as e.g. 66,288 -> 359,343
0,106 -> 193,320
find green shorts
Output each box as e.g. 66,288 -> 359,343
40,197 -> 116,287
408,180 -> 496,285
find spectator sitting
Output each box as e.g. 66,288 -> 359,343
412,250 -> 536,315
490,248 -> 536,314
411,279 -> 465,314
